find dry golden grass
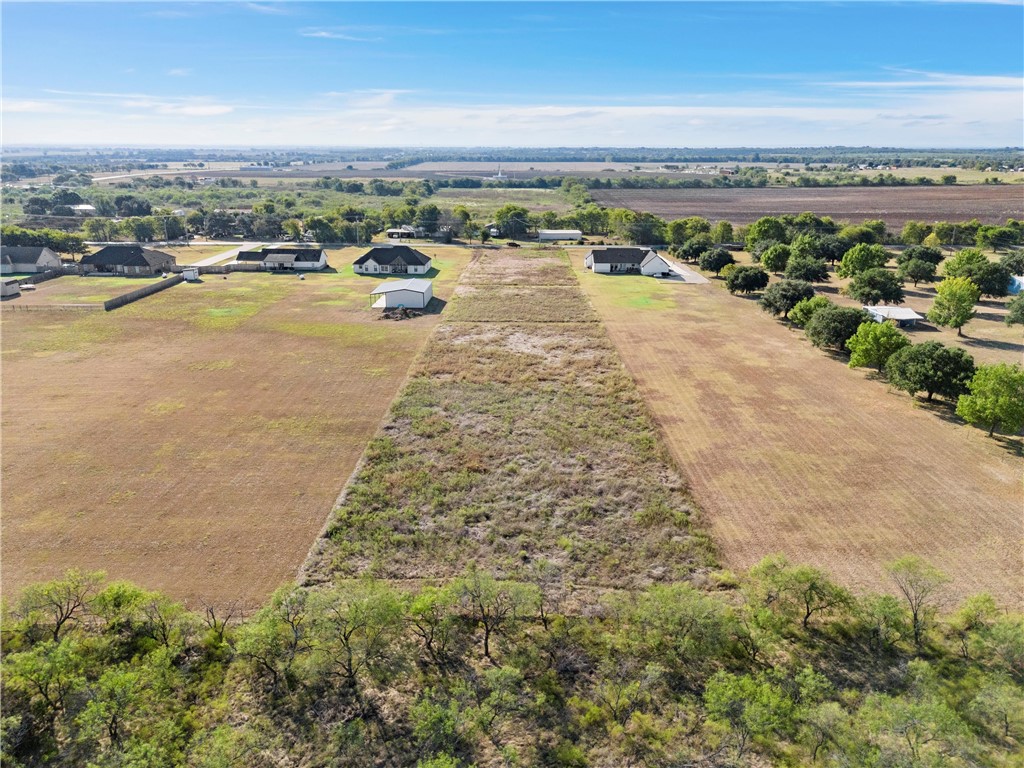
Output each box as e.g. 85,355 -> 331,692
1,259 -> 471,609
577,264 -> 1022,607
305,249 -> 714,590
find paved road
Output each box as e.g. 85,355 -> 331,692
189,242 -> 267,267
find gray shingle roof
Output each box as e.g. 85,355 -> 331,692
587,247 -> 653,264
81,245 -> 176,268
0,246 -> 58,265
354,245 -> 431,267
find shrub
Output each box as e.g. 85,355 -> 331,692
846,321 -> 911,371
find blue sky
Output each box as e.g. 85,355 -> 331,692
3,1 -> 1022,147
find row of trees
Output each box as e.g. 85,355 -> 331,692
3,557 -> 1021,767
0,225 -> 86,255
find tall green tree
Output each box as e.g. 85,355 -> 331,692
956,363 -> 1024,437
725,265 -> 769,294
1005,294 -> 1024,326
885,556 -> 949,649
836,243 -> 890,278
885,342 -> 975,401
897,258 -> 936,287
759,243 -> 791,274
805,305 -> 871,352
846,268 -> 905,305
846,322 -> 911,371
928,277 -> 980,336
759,280 -> 814,319
745,216 -> 787,251
784,256 -> 829,283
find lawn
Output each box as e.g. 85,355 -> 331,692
576,261 -> 1022,607
1,256 -> 472,609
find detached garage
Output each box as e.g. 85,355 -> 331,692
370,278 -> 433,309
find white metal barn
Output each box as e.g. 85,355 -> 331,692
538,229 -> 583,241
863,305 -> 924,328
370,278 -> 433,309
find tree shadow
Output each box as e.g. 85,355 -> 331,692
815,284 -> 842,296
960,336 -> 1024,355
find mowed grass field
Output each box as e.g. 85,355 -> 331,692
576,264 -> 1022,607
1,249 -> 471,609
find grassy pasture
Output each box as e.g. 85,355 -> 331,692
576,263 -> 1022,606
304,248 -> 714,592
5,275 -> 166,306
1,256 -> 472,609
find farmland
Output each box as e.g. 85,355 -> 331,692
0,248 -> 471,608
591,186 -> 1024,227
577,264 -> 1022,607
304,248 -> 714,592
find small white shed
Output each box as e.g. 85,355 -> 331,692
864,305 -> 923,328
370,278 -> 433,309
1,279 -> 22,298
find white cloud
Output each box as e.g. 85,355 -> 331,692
3,100 -> 67,114
244,3 -> 289,14
299,28 -> 381,42
167,68 -> 192,77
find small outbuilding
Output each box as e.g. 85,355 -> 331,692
1,279 -> 22,298
864,305 -> 924,328
370,278 -> 433,309
386,225 -> 426,239
354,245 -> 432,276
1,246 -> 62,274
80,245 -> 176,275
538,229 -> 583,242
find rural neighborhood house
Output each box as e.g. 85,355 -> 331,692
354,245 -> 432,275
385,225 -> 426,239
236,247 -> 328,271
585,247 -> 673,276
0,246 -> 62,274
79,245 -> 176,275
369,277 -> 433,309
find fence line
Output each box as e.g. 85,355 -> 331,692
104,274 -> 184,311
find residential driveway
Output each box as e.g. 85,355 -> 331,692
664,260 -> 710,284
190,242 -> 266,267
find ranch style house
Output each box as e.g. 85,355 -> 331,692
237,247 -> 328,271
1,246 -> 62,274
584,247 -> 673,276
353,245 -> 432,275
80,245 -> 176,275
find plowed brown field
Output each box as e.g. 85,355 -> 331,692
591,186 -> 1024,227
1,250 -> 470,609
577,266 -> 1022,607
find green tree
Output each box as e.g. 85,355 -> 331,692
897,258 -> 936,286
1005,294 -> 1024,326
784,256 -> 829,283
678,234 -> 713,261
724,265 -> 769,294
455,570 -> 539,662
788,296 -> 832,327
494,204 -> 531,238
846,267 -> 905,306
704,671 -> 794,757
966,261 -> 1012,297
17,569 -> 105,643
942,247 -> 988,278
759,243 -> 791,274
885,556 -> 949,648
885,342 -> 975,401
745,216 -> 787,251
698,247 -> 735,276
805,305 -> 871,352
896,244 -> 944,266
710,220 -> 733,244
625,212 -> 666,245
759,280 -> 814,319
748,556 -> 852,629
999,250 -> 1024,275
836,243 -> 890,278
928,277 -> 980,336
846,321 -> 910,371
956,363 -> 1024,436
900,221 -> 932,245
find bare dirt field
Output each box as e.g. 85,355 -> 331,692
577,265 -> 1022,608
591,186 -> 1024,227
1,252 -> 471,609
